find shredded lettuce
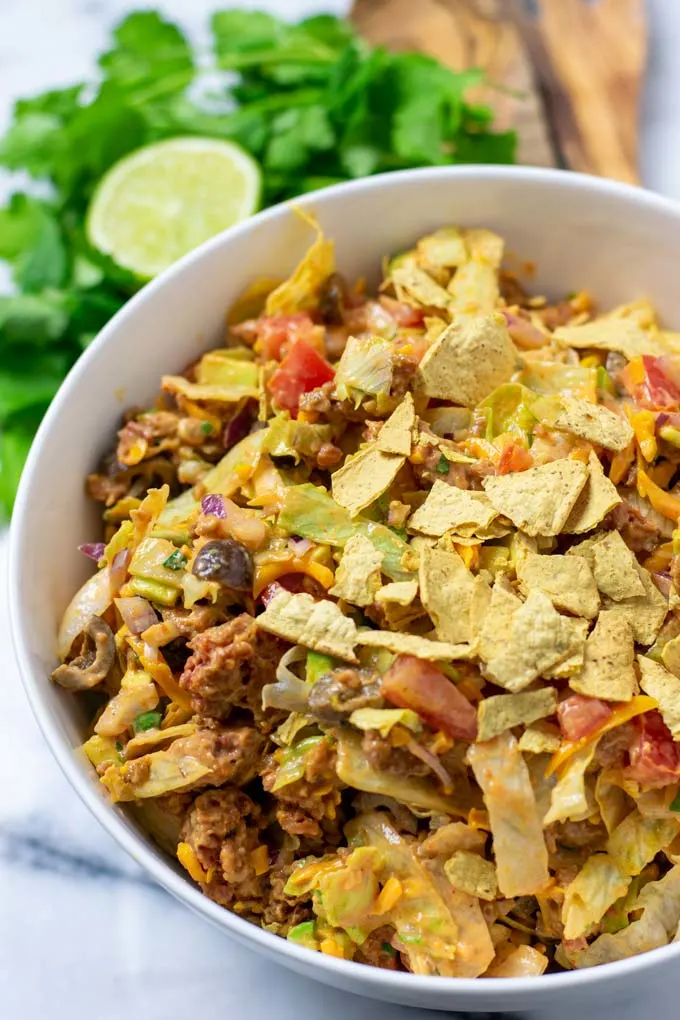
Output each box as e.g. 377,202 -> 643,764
565,865 -> 680,968
606,810 -> 680,877
279,483 -> 413,581
57,565 -> 112,659
335,731 -> 465,816
349,707 -> 422,738
479,383 -> 537,443
334,334 -> 393,407
263,414 -> 333,463
467,731 -> 549,897
544,744 -> 597,826
562,854 -> 630,940
271,735 -> 326,791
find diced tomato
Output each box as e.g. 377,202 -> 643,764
233,313 -> 322,361
381,654 -> 478,740
620,355 -> 680,410
626,710 -> 680,787
258,581 -> 287,607
267,339 -> 335,416
379,295 -> 426,328
557,695 -> 612,742
497,442 -> 533,475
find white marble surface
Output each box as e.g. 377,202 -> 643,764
2,1 -> 680,1019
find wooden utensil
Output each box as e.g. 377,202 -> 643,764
351,0 -> 647,183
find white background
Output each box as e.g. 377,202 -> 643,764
1,2 -> 679,1018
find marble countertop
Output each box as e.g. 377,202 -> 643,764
2,1 -> 680,1018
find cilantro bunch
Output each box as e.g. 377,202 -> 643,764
0,8 -> 515,519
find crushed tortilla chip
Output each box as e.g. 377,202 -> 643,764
256,590 -> 358,662
356,629 -> 472,661
662,635 -> 680,681
477,579 -> 522,663
408,480 -> 498,537
570,611 -> 638,701
517,551 -> 599,619
392,263 -> 452,310
543,619 -> 589,678
416,314 -> 517,408
580,531 -> 646,600
637,655 -> 680,739
375,580 -> 419,606
554,318 -> 663,360
477,688 -> 558,742
518,720 -> 562,754
602,563 -> 668,646
486,590 -> 587,692
417,227 -> 467,268
329,534 -> 383,607
448,261 -> 499,316
482,459 -> 588,537
331,446 -> 405,517
470,575 -> 493,653
265,211 -> 335,316
546,396 -> 633,452
376,392 -> 415,456
444,850 -> 498,901
562,451 -> 622,534
419,545 -> 482,644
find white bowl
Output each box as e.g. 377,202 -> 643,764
10,166 -> 680,1018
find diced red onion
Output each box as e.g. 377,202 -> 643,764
656,413 -> 670,429
115,596 -> 158,635
78,542 -> 106,562
290,537 -> 313,556
109,547 -> 131,595
653,572 -> 673,598
406,739 -> 454,792
501,309 -> 548,350
223,401 -> 256,451
201,494 -> 226,518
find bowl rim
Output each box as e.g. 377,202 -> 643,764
10,163 -> 680,1002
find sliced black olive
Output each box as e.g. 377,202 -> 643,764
192,539 -> 254,591
318,272 -> 349,326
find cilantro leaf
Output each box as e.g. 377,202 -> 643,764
0,195 -> 67,292
98,12 -> 195,103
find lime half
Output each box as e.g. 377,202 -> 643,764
87,137 -> 262,279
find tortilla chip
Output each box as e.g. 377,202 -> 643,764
486,590 -> 587,692
356,629 -> 472,661
265,212 -> 335,316
517,551 -> 600,619
518,721 -> 562,754
417,227 -> 467,268
256,590 -> 358,662
444,850 -> 498,901
554,318 -> 662,360
543,619 -> 589,678
419,545 -> 482,644
448,261 -> 499,316
547,396 -> 633,452
478,579 -> 522,663
477,688 -> 558,742
331,446 -> 405,517
603,563 -> 668,646
463,228 -> 505,265
662,635 -> 680,681
482,459 -> 588,537
377,393 -> 415,456
562,451 -> 622,534
590,531 -> 646,600
375,580 -> 419,606
392,263 -> 452,310
329,534 -> 383,607
470,575 -> 493,653
638,655 -> 680,739
569,611 -> 638,701
408,480 -> 498,537
416,314 -> 517,408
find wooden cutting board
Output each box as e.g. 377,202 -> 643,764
351,0 -> 647,184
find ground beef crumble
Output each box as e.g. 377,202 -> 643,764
179,613 -> 284,729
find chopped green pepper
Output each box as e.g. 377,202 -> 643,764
163,550 -> 188,571
133,710 -> 163,734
